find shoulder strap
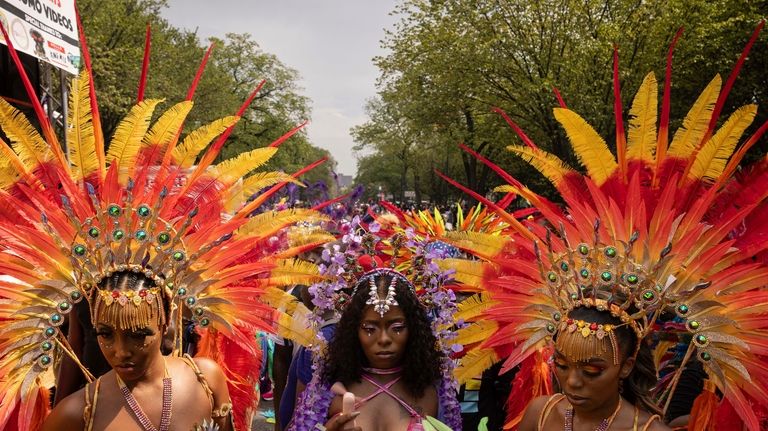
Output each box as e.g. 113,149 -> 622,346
537,394 -> 565,431
641,414 -> 660,431
182,354 -> 215,409
360,374 -> 420,417
82,377 -> 101,431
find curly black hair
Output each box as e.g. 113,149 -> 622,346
566,306 -> 662,415
322,273 -> 443,398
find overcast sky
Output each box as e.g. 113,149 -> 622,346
161,0 -> 400,177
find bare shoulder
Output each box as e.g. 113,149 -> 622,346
41,387 -> 86,431
328,393 -> 343,417
518,395 -> 555,431
643,413 -> 672,431
191,356 -> 229,394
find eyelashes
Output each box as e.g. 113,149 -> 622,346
554,361 -> 604,377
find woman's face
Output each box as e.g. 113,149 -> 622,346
357,304 -> 408,369
553,345 -> 633,412
95,314 -> 164,382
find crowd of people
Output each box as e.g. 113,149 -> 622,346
2,14 -> 768,431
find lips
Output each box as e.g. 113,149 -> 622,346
115,363 -> 136,372
376,351 -> 395,358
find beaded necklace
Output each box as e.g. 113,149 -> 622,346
115,360 -> 172,431
564,398 -> 621,431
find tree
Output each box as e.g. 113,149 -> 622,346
355,0 -> 767,202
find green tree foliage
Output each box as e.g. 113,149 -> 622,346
354,0 -> 766,203
77,0 -> 335,186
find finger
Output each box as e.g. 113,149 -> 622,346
335,412 -> 361,425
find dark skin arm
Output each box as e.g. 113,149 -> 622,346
518,395 -> 550,431
41,388 -> 86,431
195,357 -> 234,431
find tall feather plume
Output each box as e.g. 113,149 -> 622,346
143,101 -> 194,158
553,108 -> 618,185
172,116 -> 239,168
66,71 -> 97,182
506,145 -> 573,186
655,27 -> 684,180
238,209 -> 328,239
0,99 -> 52,170
613,46 -> 627,178
212,147 -> 278,184
627,72 -> 658,163
106,99 -> 162,182
226,171 -> 303,211
455,348 -> 499,384
669,76 -> 721,157
689,105 -> 756,183
137,24 -> 151,103
75,8 -> 105,180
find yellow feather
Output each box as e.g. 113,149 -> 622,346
143,101 -> 194,154
106,99 -> 162,182
627,72 -> 658,162
456,293 -> 497,321
266,258 -> 324,287
0,137 -> 24,189
262,286 -> 301,314
669,75 -> 722,158
275,309 -> 316,346
172,116 -> 239,168
553,108 -> 618,185
67,71 -> 97,181
225,171 -> 304,212
238,209 -> 330,239
445,231 -> 507,258
0,98 -> 52,170
689,104 -> 756,183
455,348 -> 499,384
211,147 -> 278,183
507,145 -> 573,186
455,320 -> 499,346
439,258 -> 485,288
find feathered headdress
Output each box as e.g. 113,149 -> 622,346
442,24 -> 768,430
0,22 -> 328,430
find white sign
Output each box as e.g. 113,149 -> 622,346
0,0 -> 80,74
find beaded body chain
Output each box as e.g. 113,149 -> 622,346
115,361 -> 172,431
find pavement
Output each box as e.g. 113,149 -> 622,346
251,397 -> 276,431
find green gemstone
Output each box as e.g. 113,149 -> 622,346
186,297 -> 197,306
570,293 -> 578,300
600,271 -> 612,282
695,334 -> 708,345
578,245 -> 589,255
112,229 -> 125,240
87,227 -> 100,238
626,274 -> 639,284
166,282 -> 174,289
553,312 -> 561,321
195,307 -> 204,316
547,272 -> 557,282
50,313 -> 62,323
137,205 -> 151,217
70,291 -> 82,301
700,352 -> 711,361
41,341 -> 53,351
642,291 -> 655,301
108,205 -> 121,217
58,301 -> 70,311
677,304 -> 689,315
39,355 -> 51,366
546,323 -> 555,333
172,251 -> 185,262
200,318 -> 210,327
157,232 -> 171,244
688,320 -> 700,330
45,327 -> 56,337
177,287 -> 187,296
605,247 -> 617,258
560,261 -> 569,272
73,245 -> 86,256
580,269 -> 589,279
135,230 -> 148,241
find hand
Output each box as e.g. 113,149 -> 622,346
331,382 -> 363,403
323,412 -> 361,431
